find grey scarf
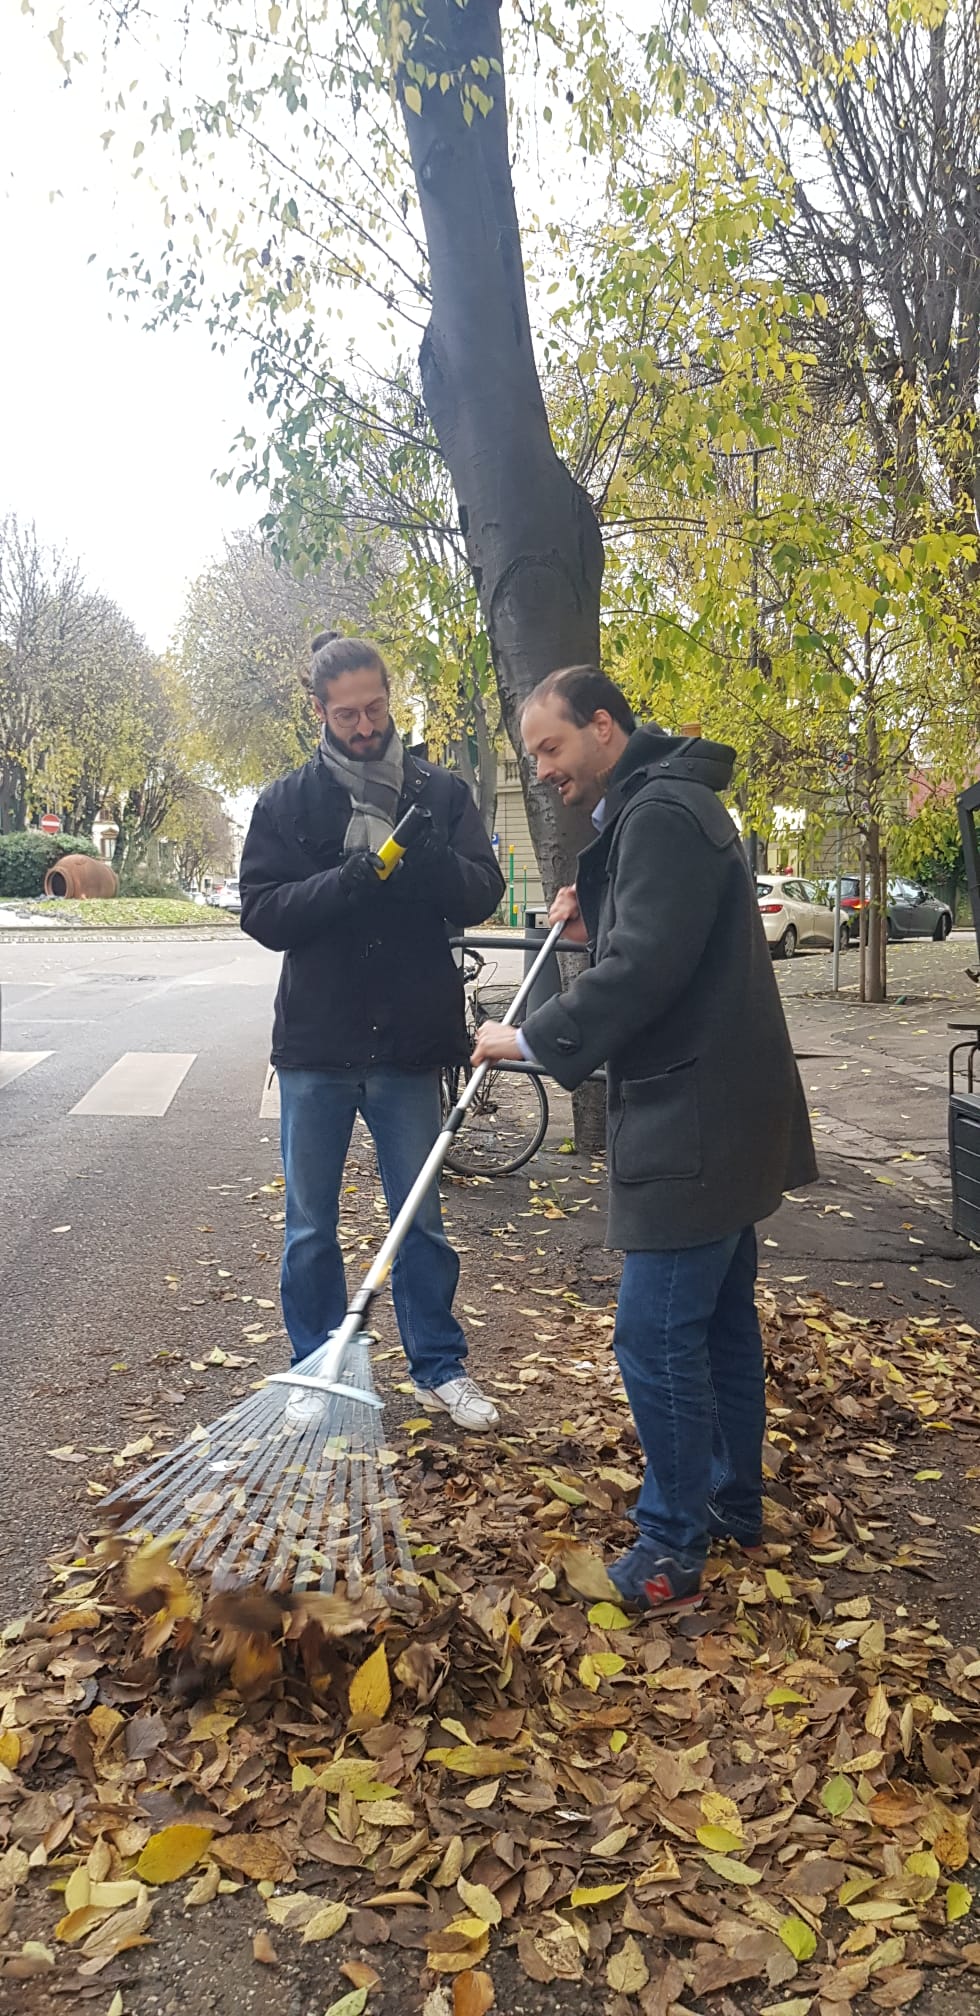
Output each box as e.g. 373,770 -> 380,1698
319,724 -> 405,854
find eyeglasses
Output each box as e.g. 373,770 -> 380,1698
327,697 -> 390,731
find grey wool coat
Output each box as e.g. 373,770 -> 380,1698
522,727 -> 818,1251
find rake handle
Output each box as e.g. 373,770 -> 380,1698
271,917 -> 567,1394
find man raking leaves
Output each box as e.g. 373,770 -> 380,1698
474,666 -> 817,1615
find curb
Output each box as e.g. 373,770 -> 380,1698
0,928 -> 241,945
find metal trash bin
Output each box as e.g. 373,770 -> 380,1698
948,1023 -> 980,1241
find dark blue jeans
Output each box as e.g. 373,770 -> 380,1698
277,1065 -> 467,1388
613,1228 -> 765,1571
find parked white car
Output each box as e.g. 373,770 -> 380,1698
757,876 -> 848,959
209,877 -> 242,913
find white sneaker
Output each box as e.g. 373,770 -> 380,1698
413,1376 -> 500,1432
283,1389 -> 325,1431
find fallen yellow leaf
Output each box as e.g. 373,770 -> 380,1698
947,1883 -> 972,1923
606,1935 -> 649,1993
456,1878 -> 502,1926
778,1915 -> 817,1961
569,1881 -> 627,1907
699,1851 -> 762,1885
135,1826 -> 213,1885
439,1746 -> 527,1778
301,1901 -> 349,1941
349,1642 -> 391,1720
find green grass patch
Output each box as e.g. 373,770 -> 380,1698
0,898 -> 240,929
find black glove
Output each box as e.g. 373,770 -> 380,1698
338,850 -> 384,901
397,808 -> 450,880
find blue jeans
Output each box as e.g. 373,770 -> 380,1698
613,1228 -> 765,1571
278,1065 -> 467,1388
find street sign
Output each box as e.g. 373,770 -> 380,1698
40,815 -> 62,835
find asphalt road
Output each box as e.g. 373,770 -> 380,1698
0,935 -> 285,1618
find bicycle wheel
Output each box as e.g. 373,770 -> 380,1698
443,1065 -> 549,1177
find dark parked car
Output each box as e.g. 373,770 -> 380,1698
837,876 -> 952,941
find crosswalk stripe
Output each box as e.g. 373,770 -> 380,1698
260,1067 -> 280,1120
0,1051 -> 52,1090
71,1052 -> 197,1118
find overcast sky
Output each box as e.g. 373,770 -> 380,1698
0,6 -> 257,651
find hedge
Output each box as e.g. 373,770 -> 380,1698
0,830 -> 100,899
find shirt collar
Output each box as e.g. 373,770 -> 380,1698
592,796 -> 607,832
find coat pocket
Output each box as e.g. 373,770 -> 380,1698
609,1060 -> 702,1183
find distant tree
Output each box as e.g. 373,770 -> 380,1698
164,782 -> 235,888
44,599 -> 160,835
176,533 -> 386,789
0,516 -> 88,831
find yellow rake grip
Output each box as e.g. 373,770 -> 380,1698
375,832 -> 406,881
373,802 -> 430,881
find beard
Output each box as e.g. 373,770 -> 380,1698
325,720 -> 393,763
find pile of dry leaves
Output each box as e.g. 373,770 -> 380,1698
2,1289 -> 980,2016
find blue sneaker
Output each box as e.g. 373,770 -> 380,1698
607,1540 -> 703,1616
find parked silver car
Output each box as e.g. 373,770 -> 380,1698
837,876 -> 952,941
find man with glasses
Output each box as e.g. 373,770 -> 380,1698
240,632 -> 505,1431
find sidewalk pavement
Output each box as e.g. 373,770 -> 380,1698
762,938 -> 980,1321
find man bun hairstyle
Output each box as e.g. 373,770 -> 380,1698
522,665 -> 636,735
310,632 -> 390,701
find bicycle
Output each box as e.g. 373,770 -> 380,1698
441,944 -> 549,1177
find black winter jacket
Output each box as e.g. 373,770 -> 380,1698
239,747 -> 505,1071
522,727 -> 817,1250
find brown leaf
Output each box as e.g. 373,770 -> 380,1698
869,1972 -> 926,2010
341,1962 -> 382,1990
517,1926 -> 583,1983
453,1972 -> 495,2016
212,1833 -> 295,1883
252,1930 -> 278,1966
559,1545 -> 619,1601
639,1956 -> 688,2016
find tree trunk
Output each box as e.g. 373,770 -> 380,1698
0,760 -> 27,833
398,0 -> 606,1147
398,0 -> 604,899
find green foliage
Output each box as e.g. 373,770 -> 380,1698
117,869 -> 185,900
0,830 -> 98,899
889,803 -> 965,891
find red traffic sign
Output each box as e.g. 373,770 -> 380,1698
40,815 -> 62,835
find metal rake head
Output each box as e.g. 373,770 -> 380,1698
101,1334 -> 416,1599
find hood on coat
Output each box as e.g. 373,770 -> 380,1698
606,725 -> 736,807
